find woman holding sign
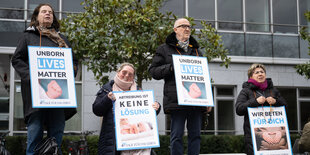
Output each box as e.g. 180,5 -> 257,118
235,64 -> 287,155
11,3 -> 78,155
93,63 -> 161,155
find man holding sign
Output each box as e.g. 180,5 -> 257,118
149,18 -> 212,155
11,3 -> 78,155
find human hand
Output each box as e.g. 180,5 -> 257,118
207,107 -> 212,113
46,80 -> 62,99
266,97 -> 276,105
256,96 -> 266,104
108,92 -> 115,101
152,102 -> 160,111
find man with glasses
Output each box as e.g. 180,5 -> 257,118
149,18 -> 212,155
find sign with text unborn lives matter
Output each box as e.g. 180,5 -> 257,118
172,54 -> 214,107
28,46 -> 77,108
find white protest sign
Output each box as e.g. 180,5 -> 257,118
248,106 -> 292,155
28,46 -> 77,108
113,90 -> 160,151
172,54 -> 214,106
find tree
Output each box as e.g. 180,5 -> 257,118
296,11 -> 310,79
61,0 -> 230,87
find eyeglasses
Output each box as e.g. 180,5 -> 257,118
177,25 -> 192,29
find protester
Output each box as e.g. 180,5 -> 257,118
11,3 -> 78,155
298,117 -> 310,153
149,18 -> 212,155
93,62 -> 161,155
235,63 -> 287,155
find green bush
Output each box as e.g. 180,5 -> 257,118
4,134 -> 300,155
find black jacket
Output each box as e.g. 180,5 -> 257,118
93,80 -> 161,155
149,32 -> 206,114
11,26 -> 78,123
235,78 -> 287,154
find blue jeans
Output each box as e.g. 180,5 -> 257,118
170,109 -> 202,155
26,109 -> 65,155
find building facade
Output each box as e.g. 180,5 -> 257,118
0,0 -> 309,136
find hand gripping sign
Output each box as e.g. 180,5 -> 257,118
28,46 -> 77,108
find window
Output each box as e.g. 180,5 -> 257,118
0,0 -> 24,19
245,0 -> 270,32
299,0 -> 310,26
160,0 -> 184,17
273,35 -> 299,58
0,21 -> 25,47
245,34 -> 272,57
277,88 -> 297,132
219,32 -> 245,56
218,0 -> 243,30
62,0 -> 84,18
27,0 -> 59,20
300,102 -> 310,130
188,0 -> 215,28
273,0 -> 298,33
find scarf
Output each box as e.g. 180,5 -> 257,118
112,75 -> 137,91
36,26 -> 68,48
178,39 -> 189,52
248,78 -> 268,91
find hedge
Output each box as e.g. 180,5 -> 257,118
4,134 -> 300,155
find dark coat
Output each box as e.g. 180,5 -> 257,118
235,78 -> 287,154
93,80 -> 161,155
149,32 -> 206,114
11,26 -> 78,123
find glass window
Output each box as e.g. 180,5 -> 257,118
273,35 -> 299,58
300,37 -> 310,58
300,102 -> 310,130
277,88 -> 297,131
218,0 -> 243,30
246,34 -> 272,57
62,0 -> 84,12
273,0 -> 298,33
202,109 -> 214,135
28,0 -> 59,20
245,0 -> 270,32
0,0 -> 24,19
218,100 -> 234,134
219,32 -> 245,56
160,0 -> 184,17
0,21 -> 25,47
65,83 -> 82,131
299,0 -> 310,26
216,87 -> 233,96
299,88 -> 310,97
188,0 -> 214,21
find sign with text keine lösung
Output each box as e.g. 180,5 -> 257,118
248,106 -> 292,155
28,46 -> 77,108
113,90 -> 160,151
172,54 -> 214,106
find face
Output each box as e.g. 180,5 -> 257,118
250,67 -> 266,83
37,5 -> 53,27
174,19 -> 191,42
117,65 -> 135,82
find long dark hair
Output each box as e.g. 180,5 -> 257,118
29,3 -> 60,29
